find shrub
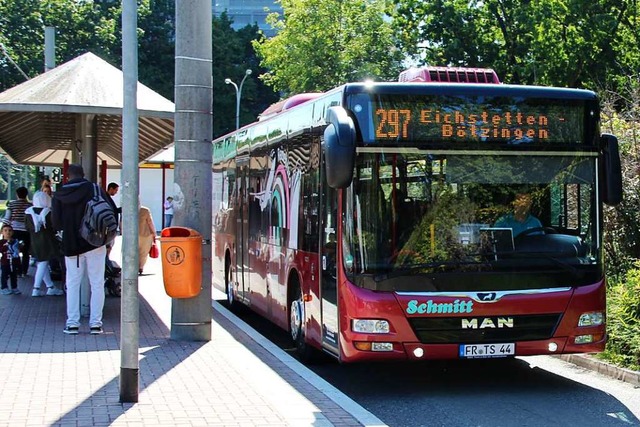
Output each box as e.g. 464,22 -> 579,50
599,266 -> 640,371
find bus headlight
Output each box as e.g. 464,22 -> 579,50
578,311 -> 604,327
352,319 -> 390,334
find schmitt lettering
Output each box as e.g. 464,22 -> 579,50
406,299 -> 474,315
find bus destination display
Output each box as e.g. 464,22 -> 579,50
370,96 -> 585,144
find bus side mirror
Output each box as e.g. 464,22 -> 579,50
601,134 -> 622,206
323,106 -> 356,189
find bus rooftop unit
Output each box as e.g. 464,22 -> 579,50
212,66 -> 622,363
399,66 -> 501,84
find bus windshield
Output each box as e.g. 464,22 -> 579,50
342,149 -> 600,291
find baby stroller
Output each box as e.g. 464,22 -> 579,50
105,258 -> 122,297
49,256 -> 65,282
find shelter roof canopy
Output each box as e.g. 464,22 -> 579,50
0,52 -> 175,167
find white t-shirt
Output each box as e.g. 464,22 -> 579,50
164,200 -> 174,215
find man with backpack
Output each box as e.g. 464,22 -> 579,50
52,164 -> 117,335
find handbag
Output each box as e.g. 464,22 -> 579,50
149,241 -> 159,259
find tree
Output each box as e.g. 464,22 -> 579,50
391,0 -> 640,91
0,155 -> 11,197
253,0 -> 404,95
136,0 -> 176,101
392,0 -> 503,75
601,79 -> 640,274
526,0 -> 633,89
0,0 -> 122,91
0,0 -> 180,99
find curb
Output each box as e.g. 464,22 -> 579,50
213,300 -> 388,427
559,354 -> 640,387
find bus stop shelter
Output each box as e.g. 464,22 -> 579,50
0,51 -> 175,181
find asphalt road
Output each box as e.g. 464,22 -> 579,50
223,300 -> 640,427
309,356 -> 640,426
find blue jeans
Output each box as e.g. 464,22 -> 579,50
1,262 -> 18,289
165,214 -> 173,227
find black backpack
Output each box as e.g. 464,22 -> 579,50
79,183 -> 118,247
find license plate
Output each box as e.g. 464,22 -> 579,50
459,343 -> 515,358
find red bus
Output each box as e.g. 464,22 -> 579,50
212,67 -> 622,362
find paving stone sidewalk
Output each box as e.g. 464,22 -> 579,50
0,253 -> 385,427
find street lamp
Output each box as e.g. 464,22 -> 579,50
225,68 -> 252,130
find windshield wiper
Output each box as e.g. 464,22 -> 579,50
374,251 -> 586,282
374,260 -> 482,282
509,251 -> 583,277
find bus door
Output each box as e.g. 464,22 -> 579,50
320,184 -> 339,355
235,156 -> 250,304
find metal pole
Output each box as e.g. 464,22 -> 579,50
120,0 -> 140,403
235,83 -> 240,130
80,114 -> 98,183
44,26 -> 56,72
7,166 -> 12,202
225,69 -> 251,130
224,79 -> 238,129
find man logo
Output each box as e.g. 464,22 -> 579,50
462,317 -> 514,329
476,292 -> 498,302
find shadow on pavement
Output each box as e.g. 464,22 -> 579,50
0,275 -> 206,425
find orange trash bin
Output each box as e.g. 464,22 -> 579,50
159,227 -> 202,298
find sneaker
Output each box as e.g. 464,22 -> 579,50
46,288 -> 65,296
0,288 -> 11,295
63,326 -> 79,335
32,288 -> 44,297
90,326 -> 104,335
11,288 -> 21,295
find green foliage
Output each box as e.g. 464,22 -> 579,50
597,80 -> 640,370
0,0 -> 122,90
0,155 -> 10,196
600,83 -> 640,278
599,265 -> 640,371
0,155 -> 39,200
390,0 -> 640,93
392,0 -> 505,76
254,0 -> 404,95
0,0 -> 166,93
137,0 -> 175,100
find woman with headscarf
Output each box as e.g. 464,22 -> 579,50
138,202 -> 157,275
25,191 -> 64,296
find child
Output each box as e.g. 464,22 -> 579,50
0,223 -> 22,295
25,192 -> 64,296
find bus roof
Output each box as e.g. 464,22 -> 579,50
254,67 -> 595,126
259,92 -> 323,121
342,82 -> 598,100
